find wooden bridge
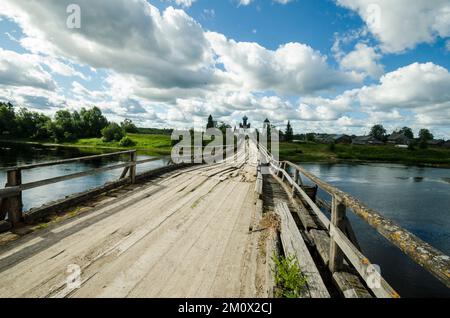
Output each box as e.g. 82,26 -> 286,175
0,140 -> 448,298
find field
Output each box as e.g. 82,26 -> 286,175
65,133 -> 173,156
279,142 -> 450,167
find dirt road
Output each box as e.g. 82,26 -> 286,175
0,141 -> 275,298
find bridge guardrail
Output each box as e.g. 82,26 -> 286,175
255,140 -> 449,297
0,150 -> 177,226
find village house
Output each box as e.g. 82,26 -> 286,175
387,132 -> 411,146
427,139 -> 445,147
352,135 -> 384,145
313,134 -> 352,144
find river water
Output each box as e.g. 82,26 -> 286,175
0,142 -> 449,297
300,162 -> 450,298
0,142 -> 170,212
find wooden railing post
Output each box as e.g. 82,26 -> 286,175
5,169 -> 23,226
291,169 -> 299,198
279,162 -> 286,179
329,195 -> 346,272
129,151 -> 137,184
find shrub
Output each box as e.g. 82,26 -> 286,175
101,123 -> 125,142
328,142 -> 336,152
272,253 -> 307,298
119,136 -> 136,147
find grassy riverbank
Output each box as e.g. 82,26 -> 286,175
279,142 -> 450,167
0,133 -> 173,156
67,133 -> 173,155
2,136 -> 450,167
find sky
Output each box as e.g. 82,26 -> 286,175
0,0 -> 449,138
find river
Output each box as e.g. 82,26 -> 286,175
0,142 -> 449,297
300,162 -> 450,298
0,142 -> 170,212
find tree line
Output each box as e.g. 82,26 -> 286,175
0,102 -> 138,145
369,124 -> 435,148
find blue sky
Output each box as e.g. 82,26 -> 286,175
0,0 -> 449,138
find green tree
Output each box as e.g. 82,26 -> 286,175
0,102 -> 16,135
370,124 -> 387,141
53,110 -> 78,141
206,115 -> 215,129
306,133 -> 315,142
80,107 -> 108,138
15,108 -> 51,139
101,123 -> 125,142
419,129 -> 433,141
119,136 -> 136,147
121,118 -> 138,133
418,129 -> 434,149
399,127 -> 414,139
285,121 -> 293,142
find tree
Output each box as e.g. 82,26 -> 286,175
119,136 -> 136,147
53,110 -> 78,141
206,115 -> 215,129
0,102 -> 16,135
418,129 -> 433,149
419,129 -> 433,141
398,127 -> 414,139
101,123 -> 125,142
15,108 -> 51,139
306,133 -> 315,142
80,107 -> 108,138
121,119 -> 138,133
370,124 -> 387,141
285,121 -> 293,142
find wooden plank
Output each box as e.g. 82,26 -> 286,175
333,272 -> 372,298
309,229 -> 330,266
284,161 -> 450,288
272,173 -> 321,231
24,163 -> 194,223
5,150 -> 135,171
275,202 -> 330,298
329,195 -> 346,273
330,223 -> 399,298
0,186 -> 20,199
20,162 -> 132,191
120,167 -> 130,179
271,163 -> 330,229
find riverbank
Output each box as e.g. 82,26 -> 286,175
0,133 -> 173,157
2,137 -> 450,168
279,142 -> 450,168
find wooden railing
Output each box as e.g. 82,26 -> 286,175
0,150 -> 163,226
256,141 -> 450,297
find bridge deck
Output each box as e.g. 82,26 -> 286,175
0,143 -> 275,298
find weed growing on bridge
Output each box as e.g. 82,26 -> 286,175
272,252 -> 307,298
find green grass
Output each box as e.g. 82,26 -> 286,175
64,133 -> 173,156
279,142 -> 450,167
272,253 -> 308,298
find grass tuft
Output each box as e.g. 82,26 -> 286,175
272,252 -> 308,298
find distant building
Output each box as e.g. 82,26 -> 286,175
314,134 -> 352,144
443,140 -> 450,149
427,139 -> 445,147
239,115 -> 251,130
352,136 -> 384,145
333,134 -> 352,144
387,132 -> 411,145
263,118 -> 270,129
